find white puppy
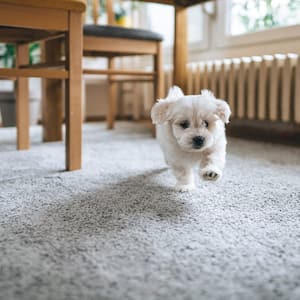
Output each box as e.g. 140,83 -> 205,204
151,86 -> 231,191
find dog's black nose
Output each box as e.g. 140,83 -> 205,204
192,136 -> 205,148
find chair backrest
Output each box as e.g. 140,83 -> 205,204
91,0 -> 115,25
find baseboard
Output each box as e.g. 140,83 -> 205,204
85,115 -> 136,122
85,116 -> 150,122
227,120 -> 300,146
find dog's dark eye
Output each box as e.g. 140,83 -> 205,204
179,120 -> 190,129
203,120 -> 209,128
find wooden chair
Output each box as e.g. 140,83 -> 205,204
83,0 -> 164,130
0,0 -> 86,170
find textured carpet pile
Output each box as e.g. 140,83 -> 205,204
0,122 -> 299,300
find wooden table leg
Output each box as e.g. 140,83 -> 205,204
107,57 -> 117,129
15,43 -> 29,150
65,11 -> 82,171
42,39 -> 63,142
154,41 -> 164,100
152,41 -> 164,137
174,5 -> 188,93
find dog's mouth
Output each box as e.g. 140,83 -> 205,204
178,144 -> 205,153
192,145 -> 203,150
189,145 -> 205,152
192,146 -> 203,152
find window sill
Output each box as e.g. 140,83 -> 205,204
216,24 -> 300,49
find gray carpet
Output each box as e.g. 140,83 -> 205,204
0,122 -> 300,300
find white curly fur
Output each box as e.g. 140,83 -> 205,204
151,86 -> 231,192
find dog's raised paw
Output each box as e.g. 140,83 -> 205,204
175,183 -> 195,192
202,171 -> 219,181
201,167 -> 222,181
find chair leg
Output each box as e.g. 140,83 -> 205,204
15,43 -> 29,150
153,41 -> 164,137
65,11 -> 82,171
107,57 -> 117,129
41,39 -> 63,142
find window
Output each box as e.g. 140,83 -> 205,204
144,3 -> 205,47
216,0 -> 300,48
230,0 -> 300,36
145,4 -> 174,46
188,5 -> 204,44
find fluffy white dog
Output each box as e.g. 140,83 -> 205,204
151,86 -> 231,191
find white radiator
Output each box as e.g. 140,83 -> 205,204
164,54 -> 300,124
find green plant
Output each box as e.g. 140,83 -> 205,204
0,43 -> 40,68
232,0 -> 300,34
85,0 -> 139,23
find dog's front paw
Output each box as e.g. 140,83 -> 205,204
175,182 -> 196,192
201,166 -> 222,181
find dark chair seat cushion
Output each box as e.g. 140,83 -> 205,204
83,25 -> 163,42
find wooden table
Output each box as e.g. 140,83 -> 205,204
141,0 -> 210,92
0,0 -> 85,170
42,0 -> 209,142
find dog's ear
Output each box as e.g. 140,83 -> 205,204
215,99 -> 231,123
151,86 -> 183,124
167,86 -> 184,100
151,99 -> 174,124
